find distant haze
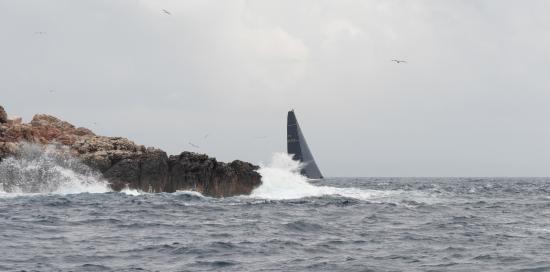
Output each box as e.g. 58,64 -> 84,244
1,0 -> 549,177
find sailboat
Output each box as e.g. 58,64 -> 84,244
287,110 -> 324,179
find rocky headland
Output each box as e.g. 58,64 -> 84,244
0,105 -> 262,197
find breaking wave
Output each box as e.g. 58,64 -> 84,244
0,143 -> 110,196
251,153 -> 397,201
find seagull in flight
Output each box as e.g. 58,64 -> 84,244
162,9 -> 171,15
391,59 -> 407,64
34,31 -> 46,35
188,142 -> 200,148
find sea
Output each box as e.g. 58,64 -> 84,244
1,151 -> 550,271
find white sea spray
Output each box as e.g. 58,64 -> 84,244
251,153 -> 403,201
0,143 -> 110,195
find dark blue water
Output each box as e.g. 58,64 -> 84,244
2,177 -> 550,271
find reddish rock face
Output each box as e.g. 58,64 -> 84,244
0,105 -> 262,197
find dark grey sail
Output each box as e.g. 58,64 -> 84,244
287,110 -> 324,179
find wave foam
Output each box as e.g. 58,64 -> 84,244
251,153 -> 394,201
119,187 -> 143,196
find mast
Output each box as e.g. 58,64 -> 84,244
287,110 -> 324,179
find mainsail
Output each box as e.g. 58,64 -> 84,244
287,110 -> 324,179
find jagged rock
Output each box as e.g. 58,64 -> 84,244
104,158 -> 141,191
0,105 -> 262,196
166,152 -> 261,196
75,127 -> 94,136
7,116 -> 22,126
139,148 -> 169,192
0,106 -> 8,124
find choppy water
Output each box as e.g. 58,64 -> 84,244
1,152 -> 550,271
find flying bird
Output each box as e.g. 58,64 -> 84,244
162,9 -> 171,15
391,59 -> 407,64
188,142 -> 200,148
34,31 -> 46,35
204,134 -> 209,139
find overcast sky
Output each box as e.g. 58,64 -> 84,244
1,0 -> 549,177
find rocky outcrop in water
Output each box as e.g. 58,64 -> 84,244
0,105 -> 262,197
0,106 -> 7,124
